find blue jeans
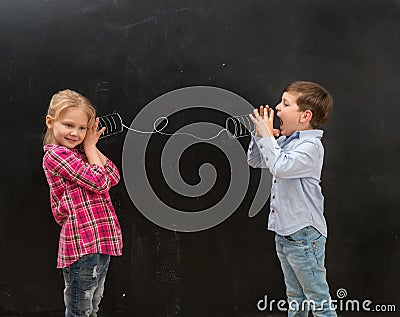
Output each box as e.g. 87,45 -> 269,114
62,254 -> 110,317
275,226 -> 337,317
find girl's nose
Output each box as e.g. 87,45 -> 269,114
70,130 -> 78,136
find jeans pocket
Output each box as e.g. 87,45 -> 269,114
62,266 -> 71,287
311,234 -> 326,267
283,235 -> 305,247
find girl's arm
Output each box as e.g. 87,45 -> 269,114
83,118 -> 106,167
97,148 -> 107,166
97,148 -> 120,186
85,145 -> 104,167
43,146 -> 111,193
85,118 -> 120,186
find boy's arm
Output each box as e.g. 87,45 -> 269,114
247,133 -> 268,168
248,106 -> 320,178
256,137 -> 320,178
248,106 -> 280,169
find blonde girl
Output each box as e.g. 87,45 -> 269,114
42,89 -> 123,317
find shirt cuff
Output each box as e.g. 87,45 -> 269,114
250,132 -> 263,142
256,136 -> 278,162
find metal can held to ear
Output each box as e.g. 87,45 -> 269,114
97,112 -> 124,139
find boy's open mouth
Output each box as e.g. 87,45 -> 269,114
279,119 -> 283,129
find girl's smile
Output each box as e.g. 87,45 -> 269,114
46,107 -> 89,148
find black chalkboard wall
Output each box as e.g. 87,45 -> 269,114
1,0 -> 399,316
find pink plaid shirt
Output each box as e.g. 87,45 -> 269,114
42,144 -> 123,268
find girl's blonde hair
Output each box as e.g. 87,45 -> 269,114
43,89 -> 96,145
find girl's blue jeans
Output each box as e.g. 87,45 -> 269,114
275,226 -> 337,317
62,254 -> 110,317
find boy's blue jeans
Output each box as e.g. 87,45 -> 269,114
62,254 -> 110,317
275,226 -> 337,317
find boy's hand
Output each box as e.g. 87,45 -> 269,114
249,105 -> 280,138
83,118 -> 106,150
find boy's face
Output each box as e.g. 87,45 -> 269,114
275,91 -> 311,136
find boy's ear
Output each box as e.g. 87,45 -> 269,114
300,110 -> 313,123
45,115 -> 53,129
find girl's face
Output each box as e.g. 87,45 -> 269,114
46,107 -> 89,148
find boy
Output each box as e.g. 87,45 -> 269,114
248,81 -> 336,316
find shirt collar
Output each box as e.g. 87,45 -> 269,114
43,144 -> 84,154
298,129 -> 323,140
43,144 -> 57,152
282,129 -> 323,146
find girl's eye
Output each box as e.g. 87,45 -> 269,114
64,123 -> 73,127
80,127 -> 87,131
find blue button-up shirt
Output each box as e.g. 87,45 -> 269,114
247,129 -> 328,237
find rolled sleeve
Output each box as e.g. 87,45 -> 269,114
247,133 -> 270,168
104,158 -> 120,187
255,135 -> 281,167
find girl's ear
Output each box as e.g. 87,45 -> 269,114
46,115 -> 54,129
300,110 -> 313,123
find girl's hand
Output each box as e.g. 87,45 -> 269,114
83,118 -> 106,150
249,105 -> 280,138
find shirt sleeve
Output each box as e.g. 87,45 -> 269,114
247,133 -> 269,168
256,137 -> 320,178
104,158 -> 120,187
43,146 -> 112,193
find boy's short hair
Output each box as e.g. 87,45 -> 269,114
283,81 -> 333,129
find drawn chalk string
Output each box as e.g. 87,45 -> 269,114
98,112 -> 255,140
